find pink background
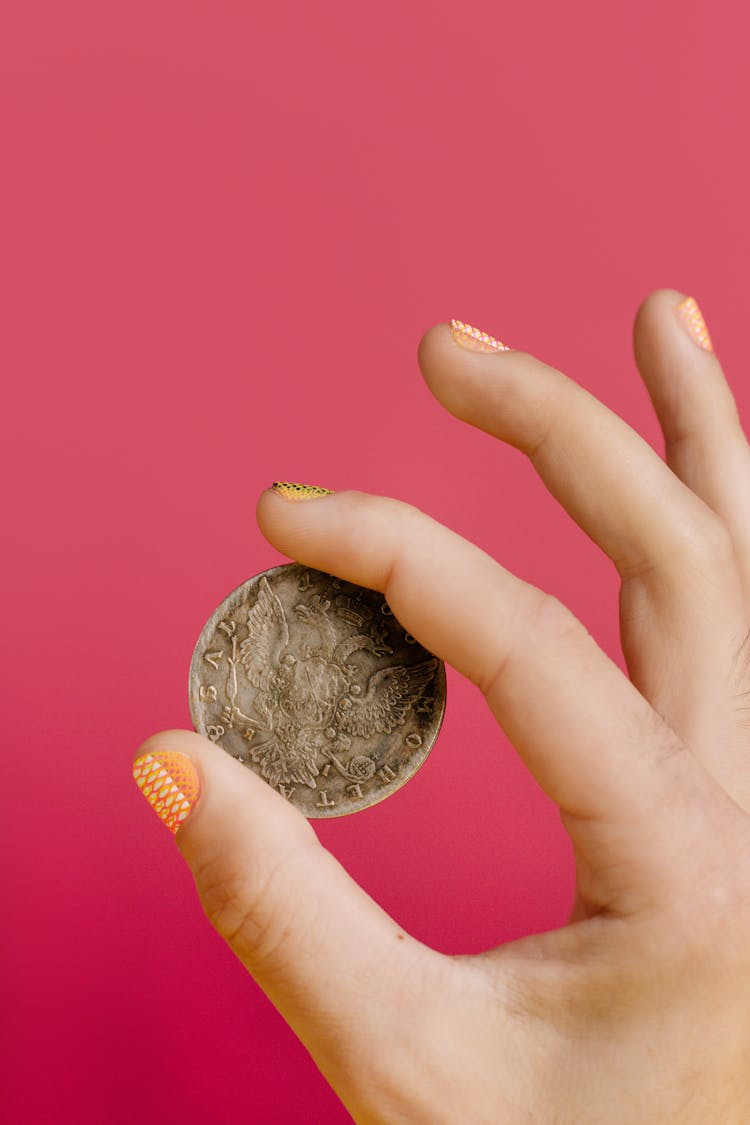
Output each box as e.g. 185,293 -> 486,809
2,1 -> 748,1121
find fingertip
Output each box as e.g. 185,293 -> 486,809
255,483 -> 278,531
257,482 -> 339,559
633,287 -> 687,336
133,726 -> 311,849
256,484 -> 317,557
133,727 -> 208,769
633,286 -> 722,398
132,727 -> 253,801
418,319 -> 520,429
417,321 -> 450,371
132,731 -> 206,836
417,322 -> 468,414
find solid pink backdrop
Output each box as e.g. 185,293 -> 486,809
2,1 -> 748,1121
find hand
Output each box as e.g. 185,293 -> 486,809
133,289 -> 750,1123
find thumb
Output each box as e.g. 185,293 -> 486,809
131,729 -> 428,1077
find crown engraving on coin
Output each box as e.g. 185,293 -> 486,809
188,563 -> 446,817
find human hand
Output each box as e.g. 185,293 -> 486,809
133,289 -> 750,1123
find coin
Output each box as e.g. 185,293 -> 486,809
188,563 -> 446,818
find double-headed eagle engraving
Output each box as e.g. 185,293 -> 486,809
236,577 -> 437,790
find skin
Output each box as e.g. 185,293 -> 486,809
136,288 -> 750,1123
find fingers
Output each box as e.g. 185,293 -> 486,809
132,729 -> 434,1077
418,320 -> 729,587
633,289 -> 750,598
257,488 -> 706,854
417,313 -> 749,800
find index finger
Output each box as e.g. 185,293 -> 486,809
257,487 -> 705,842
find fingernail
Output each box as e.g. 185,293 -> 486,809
449,319 -> 511,354
675,296 -> 714,353
272,482 -> 334,500
132,751 -> 201,834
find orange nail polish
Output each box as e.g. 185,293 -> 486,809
675,296 -> 714,353
132,751 -> 201,833
449,319 -> 510,353
272,482 -> 333,500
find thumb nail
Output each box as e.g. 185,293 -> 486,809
133,751 -> 201,833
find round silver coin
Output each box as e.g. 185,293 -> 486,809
188,563 -> 446,818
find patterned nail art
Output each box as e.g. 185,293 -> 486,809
272,482 -> 333,500
675,296 -> 714,353
133,751 -> 201,833
449,319 -> 510,353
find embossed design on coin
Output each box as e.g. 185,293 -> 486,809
188,563 -> 446,817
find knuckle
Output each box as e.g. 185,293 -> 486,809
672,509 -> 734,575
480,588 -> 585,699
389,495 -> 429,528
497,369 -> 559,462
194,846 -> 312,971
342,494 -> 428,582
526,588 -> 588,646
730,627 -> 750,698
523,383 -> 568,463
669,880 -> 750,976
358,491 -> 424,526
660,818 -> 750,972
193,853 -> 254,940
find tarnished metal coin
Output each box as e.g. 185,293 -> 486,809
188,563 -> 446,818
